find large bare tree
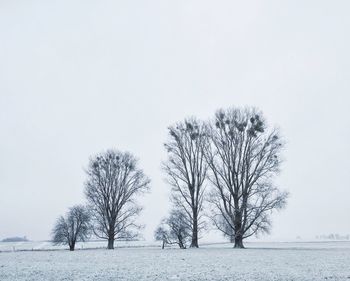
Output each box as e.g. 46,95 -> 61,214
52,205 -> 91,251
85,149 -> 150,249
163,118 -> 208,248
205,107 -> 288,248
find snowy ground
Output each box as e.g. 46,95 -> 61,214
1,241 -> 350,280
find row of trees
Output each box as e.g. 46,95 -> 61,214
52,106 -> 288,250
155,107 -> 288,248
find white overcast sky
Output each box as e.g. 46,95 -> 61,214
0,0 -> 349,242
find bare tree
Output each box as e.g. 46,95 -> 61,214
205,107 -> 288,248
154,226 -> 168,249
84,149 -> 150,249
163,118 -> 208,248
154,209 -> 191,249
52,205 -> 91,251
214,213 -> 235,243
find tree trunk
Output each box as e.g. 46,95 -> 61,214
162,240 -> 165,249
233,208 -> 244,248
234,235 -> 244,248
178,235 -> 185,249
107,238 -> 115,249
190,209 -> 199,248
190,232 -> 198,247
69,244 -> 75,251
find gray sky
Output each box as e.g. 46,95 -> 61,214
1,0 -> 349,242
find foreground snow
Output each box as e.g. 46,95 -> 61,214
0,242 -> 350,280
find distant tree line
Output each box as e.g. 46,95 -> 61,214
1,236 -> 28,243
316,234 -> 350,240
52,106 -> 288,250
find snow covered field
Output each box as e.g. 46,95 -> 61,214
1,241 -> 350,280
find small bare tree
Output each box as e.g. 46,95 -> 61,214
85,149 -> 150,249
205,107 -> 288,248
163,118 -> 208,248
52,205 -> 91,251
214,214 -> 235,243
154,226 -> 169,249
154,209 -> 191,249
